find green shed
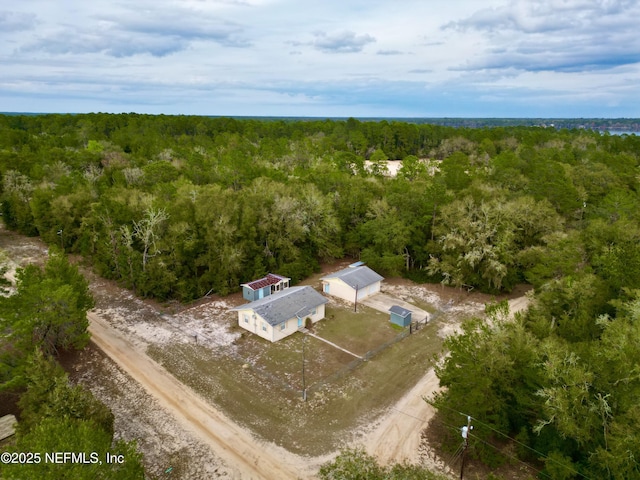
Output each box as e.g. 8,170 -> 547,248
389,305 -> 412,327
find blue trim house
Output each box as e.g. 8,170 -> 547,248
231,286 -> 328,342
241,274 -> 290,302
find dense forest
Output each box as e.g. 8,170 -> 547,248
1,113 -> 639,478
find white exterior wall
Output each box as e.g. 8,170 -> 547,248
323,279 -> 381,303
309,303 -> 326,324
237,309 -> 273,342
363,281 -> 381,298
237,303 -> 326,343
322,278 -> 356,302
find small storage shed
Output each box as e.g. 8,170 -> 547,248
241,273 -> 290,302
389,305 -> 412,327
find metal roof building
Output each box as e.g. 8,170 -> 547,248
320,264 -> 384,304
321,265 -> 383,288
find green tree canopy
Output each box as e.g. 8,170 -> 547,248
0,250 -> 93,390
318,448 -> 447,480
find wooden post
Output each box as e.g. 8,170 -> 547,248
354,284 -> 359,312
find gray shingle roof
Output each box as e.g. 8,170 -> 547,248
231,286 -> 328,326
389,305 -> 412,318
321,265 -> 383,288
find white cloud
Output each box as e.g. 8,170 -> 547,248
446,0 -> 640,72
0,11 -> 37,32
1,0 -> 639,116
311,31 -> 376,53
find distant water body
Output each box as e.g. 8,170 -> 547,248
608,130 -> 637,135
604,130 -> 637,136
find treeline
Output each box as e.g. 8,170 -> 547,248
0,251 -> 144,479
422,128 -> 640,476
0,113 -> 639,302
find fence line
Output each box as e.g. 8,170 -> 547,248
304,316 -> 431,396
157,304 -> 446,399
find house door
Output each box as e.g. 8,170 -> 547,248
258,289 -> 264,299
323,283 -> 330,294
298,317 -> 303,328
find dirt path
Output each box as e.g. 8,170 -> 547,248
361,290 -> 532,472
508,295 -> 531,318
362,367 -> 440,465
88,312 -> 308,480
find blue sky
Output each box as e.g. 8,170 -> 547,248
1,0 -> 639,117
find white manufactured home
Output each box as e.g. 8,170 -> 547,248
231,286 -> 328,342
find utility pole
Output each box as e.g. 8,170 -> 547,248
460,415 -> 473,480
301,334 -> 307,401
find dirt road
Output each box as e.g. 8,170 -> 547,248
88,312 -> 307,480
363,367 -> 440,465
362,291 -> 531,470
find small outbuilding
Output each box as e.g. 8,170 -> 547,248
389,305 -> 412,327
241,273 -> 290,302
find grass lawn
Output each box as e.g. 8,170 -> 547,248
233,331 -> 357,391
314,304 -> 400,356
147,317 -> 444,456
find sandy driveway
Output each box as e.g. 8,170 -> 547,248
360,293 -> 429,323
363,367 -> 439,465
360,291 -> 531,472
88,312 -> 309,480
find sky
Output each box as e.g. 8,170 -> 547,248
1,0 -> 640,117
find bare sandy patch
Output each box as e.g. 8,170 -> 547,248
72,344 -> 231,479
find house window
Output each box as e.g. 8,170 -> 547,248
311,308 -> 317,315
280,321 -> 286,331
243,314 -> 249,323
262,322 -> 267,332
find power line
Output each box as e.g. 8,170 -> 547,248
427,415 -> 546,479
432,403 -> 594,480
394,401 -> 595,480
467,417 -> 592,480
468,433 -> 554,480
446,442 -> 464,468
